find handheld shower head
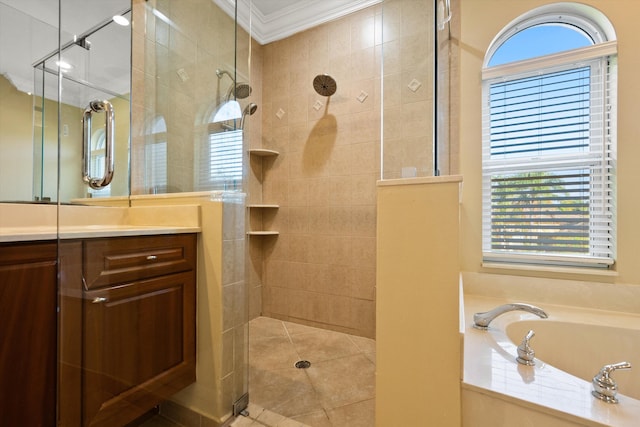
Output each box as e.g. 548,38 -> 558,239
244,103 -> 257,116
240,103 -> 258,129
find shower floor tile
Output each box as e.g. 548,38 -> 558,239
239,317 -> 376,427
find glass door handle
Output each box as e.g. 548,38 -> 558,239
82,100 -> 115,189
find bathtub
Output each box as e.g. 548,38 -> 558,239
462,295 -> 640,427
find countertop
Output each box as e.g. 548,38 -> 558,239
0,203 -> 201,243
0,225 -> 200,243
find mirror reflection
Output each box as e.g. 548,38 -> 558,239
0,0 -> 131,203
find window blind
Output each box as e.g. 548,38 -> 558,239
482,57 -> 616,267
144,140 -> 167,191
198,129 -> 243,191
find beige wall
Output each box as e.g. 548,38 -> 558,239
0,75 -> 94,202
459,0 -> 640,286
0,75 -> 36,200
376,177 -> 462,426
255,5 -> 382,338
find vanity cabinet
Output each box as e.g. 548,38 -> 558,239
0,241 -> 57,427
60,233 -> 197,427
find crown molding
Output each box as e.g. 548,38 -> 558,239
212,0 -> 382,45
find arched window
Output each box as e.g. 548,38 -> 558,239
481,3 -> 617,268
89,128 -> 110,197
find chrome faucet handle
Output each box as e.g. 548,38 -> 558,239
592,361 -> 632,404
516,329 -> 536,366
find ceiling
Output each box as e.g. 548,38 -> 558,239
0,0 -> 381,104
212,0 -> 383,45
0,0 -> 130,106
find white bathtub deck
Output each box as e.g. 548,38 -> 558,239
463,295 -> 640,427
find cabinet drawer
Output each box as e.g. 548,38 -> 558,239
83,234 -> 196,290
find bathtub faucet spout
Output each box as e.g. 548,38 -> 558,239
473,303 -> 548,330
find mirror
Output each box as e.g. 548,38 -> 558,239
0,0 -> 131,203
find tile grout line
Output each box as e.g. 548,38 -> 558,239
283,319 -> 337,426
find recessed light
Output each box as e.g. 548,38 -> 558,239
112,15 -> 130,26
56,60 -> 73,71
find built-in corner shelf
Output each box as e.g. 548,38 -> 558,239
248,149 -> 280,237
248,148 -> 279,157
247,204 -> 279,209
247,231 -> 279,236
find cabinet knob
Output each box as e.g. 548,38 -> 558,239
92,297 -> 108,304
146,255 -> 157,260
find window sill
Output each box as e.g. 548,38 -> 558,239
481,261 -> 618,278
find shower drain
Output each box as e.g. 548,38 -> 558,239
295,360 -> 311,369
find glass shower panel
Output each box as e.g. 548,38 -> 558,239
32,61 -> 60,202
435,0 -> 453,176
381,0 -> 444,179
56,1 -> 132,425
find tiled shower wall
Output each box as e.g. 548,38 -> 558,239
251,0 -> 458,339
254,5 -> 382,339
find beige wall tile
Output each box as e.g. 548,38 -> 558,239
288,179 -> 309,207
350,267 -> 376,301
257,4 -> 400,338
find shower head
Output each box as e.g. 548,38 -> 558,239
233,82 -> 252,100
224,82 -> 252,102
216,68 -> 252,100
313,74 -> 337,96
240,103 -> 258,129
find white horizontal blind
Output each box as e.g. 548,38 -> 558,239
144,140 -> 167,192
198,129 -> 243,191
482,57 -> 616,267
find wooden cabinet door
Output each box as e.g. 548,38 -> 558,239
0,242 -> 57,427
82,271 -> 196,427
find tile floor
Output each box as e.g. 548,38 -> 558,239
140,317 -> 376,427
240,317 -> 376,427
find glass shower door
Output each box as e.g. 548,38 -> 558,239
56,1 -> 132,425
